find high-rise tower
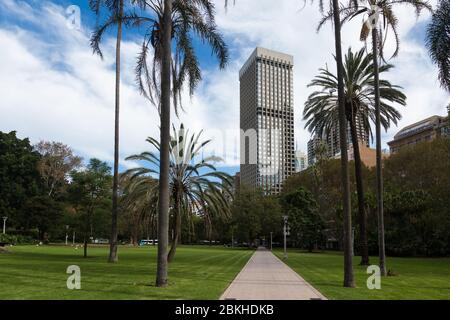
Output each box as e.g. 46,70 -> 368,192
240,47 -> 295,194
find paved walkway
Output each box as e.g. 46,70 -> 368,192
220,248 -> 326,300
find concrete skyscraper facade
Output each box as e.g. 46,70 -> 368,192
307,116 -> 370,166
240,47 -> 295,194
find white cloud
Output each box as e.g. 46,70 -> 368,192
0,0 -> 448,173
0,0 -> 160,169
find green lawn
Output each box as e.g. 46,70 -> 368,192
0,245 -> 253,300
274,249 -> 450,300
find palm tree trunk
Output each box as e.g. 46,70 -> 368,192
332,0 -> 355,288
372,28 -> 387,276
156,0 -> 173,288
167,200 -> 181,263
108,0 -> 124,264
349,115 -> 369,265
83,236 -> 88,258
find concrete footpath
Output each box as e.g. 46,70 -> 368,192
220,247 -> 327,300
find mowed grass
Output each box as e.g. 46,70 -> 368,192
274,249 -> 450,300
0,245 -> 253,300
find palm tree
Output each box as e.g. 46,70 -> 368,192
304,47 -> 406,265
427,0 -> 450,92
320,0 -> 430,276
89,0 -> 128,263
131,0 -> 228,287
119,173 -> 159,244
226,0 -> 355,287
125,124 -> 233,262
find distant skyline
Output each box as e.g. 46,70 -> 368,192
0,0 -> 448,177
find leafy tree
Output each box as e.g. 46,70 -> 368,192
35,141 -> 82,198
23,195 -> 63,241
284,159 -> 344,248
383,138 -> 450,256
281,188 -> 325,252
90,0 -> 127,263
125,124 -> 233,262
0,131 -> 42,227
426,0 -> 450,92
304,47 -> 406,264
231,187 -> 282,247
286,139 -> 450,257
68,159 -> 112,258
131,0 -> 228,287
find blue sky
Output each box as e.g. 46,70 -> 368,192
0,0 -> 448,177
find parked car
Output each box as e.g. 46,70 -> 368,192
139,239 -> 158,246
93,238 -> 109,244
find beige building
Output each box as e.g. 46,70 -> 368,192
240,47 -> 295,194
348,142 -> 389,168
388,106 -> 450,154
307,116 -> 370,166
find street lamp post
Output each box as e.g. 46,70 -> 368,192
65,225 -> 69,246
351,227 -> 355,257
231,228 -> 234,248
72,231 -> 76,246
270,232 -> 273,251
2,217 -> 7,235
283,215 -> 290,259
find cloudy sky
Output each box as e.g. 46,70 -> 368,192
0,0 -> 448,175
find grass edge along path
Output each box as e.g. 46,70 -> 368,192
273,249 -> 450,300
0,245 -> 254,300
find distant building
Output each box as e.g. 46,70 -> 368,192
388,106 -> 450,154
233,172 -> 240,194
307,135 -> 323,167
240,47 -> 295,194
347,142 -> 389,168
307,116 -> 369,166
294,150 -> 308,172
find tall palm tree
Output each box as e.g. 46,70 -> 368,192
226,0 -> 355,287
131,0 -> 228,287
89,0 -> 128,263
427,0 -> 450,92
320,0 -> 431,276
125,124 -> 233,262
304,48 -> 406,265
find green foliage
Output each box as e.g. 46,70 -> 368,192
382,138 -> 450,256
231,187 -> 282,246
0,233 -> 17,244
0,233 -> 38,244
284,138 -> 450,256
284,159 -> 347,247
22,195 -> 63,241
124,124 -> 233,258
304,47 -> 405,140
67,159 -> 112,247
131,0 -> 229,111
281,188 -> 325,251
0,131 -> 42,226
426,0 -> 450,92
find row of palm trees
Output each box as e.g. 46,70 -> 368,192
90,0 -> 229,287
314,0 -> 432,282
230,0 -> 442,287
89,0 -> 448,289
